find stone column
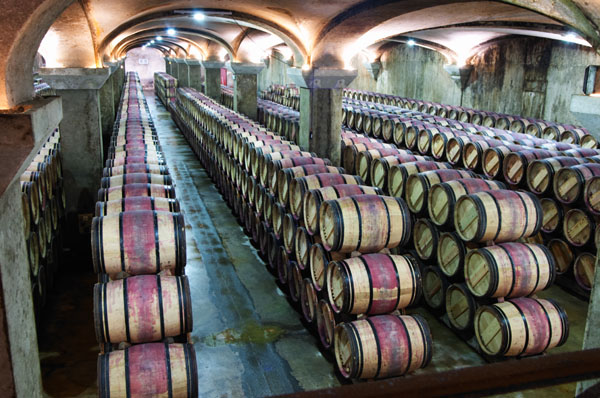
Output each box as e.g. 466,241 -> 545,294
202,61 -> 224,100
186,59 -> 203,92
165,57 -> 172,76
0,96 -> 62,398
230,62 -> 265,120
176,59 -> 190,87
39,68 -> 110,225
288,67 -> 357,166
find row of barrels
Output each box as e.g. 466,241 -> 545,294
220,85 -> 234,109
170,86 -> 437,380
94,71 -> 197,398
20,128 -> 66,329
260,84 -> 300,111
257,98 -> 300,144
154,72 -> 178,107
343,88 -> 595,145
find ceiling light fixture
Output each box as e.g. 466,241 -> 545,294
156,36 -> 162,41
167,28 -> 176,36
407,39 -> 416,46
193,12 -> 205,20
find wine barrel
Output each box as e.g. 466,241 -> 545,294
294,226 -> 313,270
334,314 -> 432,379
481,145 -> 526,180
413,219 -> 439,262
573,252 -> 596,291
97,183 -> 176,202
27,232 -> 40,277
327,253 -> 421,315
554,164 -> 600,204
388,161 -> 452,199
370,154 -> 431,192
288,261 -> 303,302
583,176 -> 600,215
107,149 -> 163,160
94,274 -> 192,344
257,149 -> 315,182
21,181 -> 40,225
266,156 -> 329,191
527,156 -> 589,195
317,299 -> 336,350
289,174 -> 363,219
301,278 -> 319,323
319,194 -> 411,253
502,149 -> 560,186
563,208 -> 595,247
303,184 -> 382,235
540,198 -> 563,235
271,202 -> 286,240
105,155 -> 166,168
429,130 -> 465,160
474,298 -> 568,356
342,142 -> 395,175
355,148 -> 409,184
405,169 -> 476,215
462,140 -> 505,171
267,231 -> 281,271
446,283 -> 490,335
103,163 -> 169,177
108,143 -> 162,154
428,178 -> 506,227
277,246 -> 290,286
91,210 -> 186,276
455,190 -> 542,243
282,213 -> 297,254
278,165 -> 345,206
97,342 -> 198,397
437,232 -> 479,278
465,242 -> 555,298
309,243 -> 347,292
422,266 -> 450,312
100,173 -> 172,188
547,239 -> 574,275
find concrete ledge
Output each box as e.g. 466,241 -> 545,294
570,95 -> 600,138
174,58 -> 186,64
287,67 -> 357,89
228,62 -> 265,75
202,61 -> 225,69
185,59 -> 202,66
38,68 -> 111,90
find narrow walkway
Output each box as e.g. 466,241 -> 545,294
146,92 -> 340,397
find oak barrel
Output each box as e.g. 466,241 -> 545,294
100,173 -> 172,188
405,169 -> 476,215
95,197 -> 180,216
422,266 -> 450,312
437,232 -> 480,278
309,243 -> 347,292
527,156 -> 589,195
388,161 -> 452,199
278,165 -> 345,206
446,283 -> 490,334
563,208 -> 595,247
98,183 -> 176,202
502,149 -> 560,186
370,154 -> 431,192
573,252 -> 596,291
540,198 -> 563,234
547,239 -> 573,275
554,163 -> 600,204
290,174 -> 363,219
301,278 -> 319,323
103,163 -> 169,177
413,219 -> 439,261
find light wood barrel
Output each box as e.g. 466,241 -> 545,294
356,148 -> 409,184
563,208 -> 595,247
27,232 -> 40,277
370,154 -> 431,192
309,243 -> 347,292
301,278 -> 319,323
95,197 -> 180,216
547,239 -> 574,275
342,142 -> 395,175
97,342 -> 198,397
413,219 -> 439,261
554,164 -> 600,204
583,176 -> 600,215
540,198 -> 563,234
278,165 -> 344,206
317,299 -> 336,350
502,149 -> 560,186
271,202 -> 287,240
288,261 -> 303,302
294,226 -> 313,270
277,245 -> 290,285
319,194 -> 411,253
91,210 -> 186,276
108,143 -> 162,154
455,190 -> 542,243
446,283 -> 490,335
527,156 -> 589,195
573,252 -> 596,291
21,181 -> 40,226
266,156 -> 329,191
482,145 -> 525,180
101,173 -> 172,188
290,173 -> 363,219
388,161 -> 452,199
303,184 -> 382,235
462,140 -> 505,171
282,213 -> 297,254
103,163 -> 169,177
428,178 -> 506,227
107,149 -> 163,160
327,253 -> 421,315
474,298 -> 568,357
334,314 -> 432,379
105,155 -> 166,168
445,136 -> 485,165
94,275 -> 192,344
422,266 -> 450,312
465,242 -> 555,298
405,169 -> 476,215
97,183 -> 176,202
437,232 -> 480,278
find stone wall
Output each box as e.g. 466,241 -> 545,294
124,47 -> 165,90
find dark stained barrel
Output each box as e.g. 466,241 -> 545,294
301,278 -> 319,323
422,266 -> 450,312
584,176 -> 600,215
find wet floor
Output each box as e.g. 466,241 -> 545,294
38,89 -> 590,397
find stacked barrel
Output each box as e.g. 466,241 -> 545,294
170,86 -> 433,380
93,72 -> 197,398
20,129 -> 65,329
220,85 -> 234,109
260,84 -> 300,111
154,72 -> 178,108
257,98 -> 300,143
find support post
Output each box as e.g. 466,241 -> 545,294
288,67 -> 357,166
165,57 -> 172,76
186,59 -> 203,92
176,59 -> 189,87
230,62 -> 265,120
202,61 -> 224,100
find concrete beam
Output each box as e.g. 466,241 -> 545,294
229,62 -> 265,120
202,61 -> 224,100
186,59 -> 203,92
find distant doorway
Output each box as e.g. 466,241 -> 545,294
124,47 -> 165,90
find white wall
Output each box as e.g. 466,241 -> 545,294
124,47 -> 165,90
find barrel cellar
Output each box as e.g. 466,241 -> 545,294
2,1 -> 600,397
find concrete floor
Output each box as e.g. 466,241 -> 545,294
38,90 -> 591,397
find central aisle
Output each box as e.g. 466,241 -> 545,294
145,92 -> 341,397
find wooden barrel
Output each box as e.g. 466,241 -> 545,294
327,253 -> 421,315
271,202 -> 287,240
445,136 -> 479,165
294,226 -> 313,270
97,183 -> 176,202
465,242 -> 555,298
405,169 -> 476,215
95,197 -> 179,216
527,156 -> 589,195
309,243 -> 347,292
502,149 -> 560,186
462,140 -> 505,171
100,173 -> 172,188
107,149 -> 163,161
319,194 -> 411,253
474,298 -> 568,357
91,210 -> 186,276
428,179 -> 506,227
547,239 -> 573,275
94,275 -> 192,344
446,283 -> 490,335
282,213 -> 297,254
413,219 -> 439,262
301,278 -> 319,323
334,314 -> 432,379
105,155 -> 166,168
108,143 -> 162,154
289,173 -> 363,219
563,208 -> 595,247
303,184 -> 382,235
583,176 -> 600,215
437,232 -> 479,278
388,161 -> 452,199
554,164 -> 600,204
277,245 -> 290,285
573,252 -> 596,291
455,190 -> 542,243
258,221 -> 270,258
103,163 -> 169,177
27,232 -> 40,277
422,266 -> 450,312
97,342 -> 198,397
342,142 -> 395,175
278,165 -> 344,206
370,154 -> 431,192
430,130 -> 465,160
288,261 -> 303,302
317,299 -> 336,350
540,198 -> 563,234
267,231 -> 281,270
258,149 -> 315,182
266,156 -> 329,191
355,148 -> 409,184
481,144 -> 525,180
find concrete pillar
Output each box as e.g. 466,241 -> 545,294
288,67 -> 357,166
175,59 -> 189,87
39,68 -> 110,230
186,59 -> 203,92
230,63 -> 265,120
165,57 -> 172,76
202,61 -> 224,100
0,96 -> 62,397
